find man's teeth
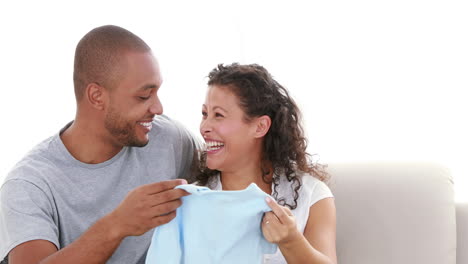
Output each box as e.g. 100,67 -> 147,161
205,141 -> 224,151
139,122 -> 152,127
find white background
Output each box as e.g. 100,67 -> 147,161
0,0 -> 467,201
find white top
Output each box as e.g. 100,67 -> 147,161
209,173 -> 334,264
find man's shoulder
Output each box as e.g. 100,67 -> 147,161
150,115 -> 195,143
151,115 -> 187,133
3,135 -> 61,184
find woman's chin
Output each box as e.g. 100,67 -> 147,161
206,161 -> 223,171
206,164 -> 220,171
206,157 -> 221,171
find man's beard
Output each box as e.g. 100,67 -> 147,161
104,105 -> 149,147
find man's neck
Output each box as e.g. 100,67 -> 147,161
60,120 -> 123,164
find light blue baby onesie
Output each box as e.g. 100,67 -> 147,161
145,183 -> 277,264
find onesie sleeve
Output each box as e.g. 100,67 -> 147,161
0,179 -> 59,260
259,193 -> 278,254
261,237 -> 278,254
145,218 -> 181,264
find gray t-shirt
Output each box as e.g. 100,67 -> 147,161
0,115 -> 197,263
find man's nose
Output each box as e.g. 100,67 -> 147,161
149,96 -> 163,115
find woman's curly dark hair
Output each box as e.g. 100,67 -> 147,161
194,63 -> 329,209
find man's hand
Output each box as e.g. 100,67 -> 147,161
8,179 -> 189,264
108,179 -> 189,238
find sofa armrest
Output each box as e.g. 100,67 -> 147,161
457,202 -> 468,264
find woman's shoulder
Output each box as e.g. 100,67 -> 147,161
299,172 -> 327,189
297,172 -> 334,206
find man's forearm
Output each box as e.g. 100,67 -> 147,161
10,180 -> 185,264
38,214 -> 124,264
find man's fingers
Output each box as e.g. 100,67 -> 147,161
149,199 -> 183,217
141,179 -> 188,195
151,211 -> 177,227
149,188 -> 188,207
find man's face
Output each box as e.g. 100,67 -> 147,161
104,51 -> 163,147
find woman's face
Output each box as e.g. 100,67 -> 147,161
200,85 -> 259,172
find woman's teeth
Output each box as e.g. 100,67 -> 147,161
205,141 -> 224,151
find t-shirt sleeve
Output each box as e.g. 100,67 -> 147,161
0,179 -> 59,260
173,120 -> 203,181
309,180 -> 334,207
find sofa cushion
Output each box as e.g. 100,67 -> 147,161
328,162 -> 456,264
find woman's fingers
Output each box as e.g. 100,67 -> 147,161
265,196 -> 290,224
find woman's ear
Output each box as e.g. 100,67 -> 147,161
86,83 -> 107,111
254,115 -> 271,138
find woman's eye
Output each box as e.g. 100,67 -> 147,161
139,96 -> 150,100
202,111 -> 207,117
215,113 -> 224,118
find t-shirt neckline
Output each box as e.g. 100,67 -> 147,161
53,121 -> 128,169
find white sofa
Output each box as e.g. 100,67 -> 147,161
328,162 -> 466,264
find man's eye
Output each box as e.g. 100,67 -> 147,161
139,96 -> 150,100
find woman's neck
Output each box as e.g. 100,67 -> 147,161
220,164 -> 273,194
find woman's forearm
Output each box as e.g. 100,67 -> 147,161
279,234 -> 335,264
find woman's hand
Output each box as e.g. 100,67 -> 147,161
262,196 -> 302,246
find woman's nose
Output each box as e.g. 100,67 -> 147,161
200,118 -> 212,136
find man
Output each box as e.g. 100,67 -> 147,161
0,25 -> 197,263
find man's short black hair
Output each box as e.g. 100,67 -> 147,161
73,25 -> 151,101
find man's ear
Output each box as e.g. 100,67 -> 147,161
254,115 -> 271,138
86,83 -> 107,110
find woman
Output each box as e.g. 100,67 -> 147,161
196,63 -> 337,264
